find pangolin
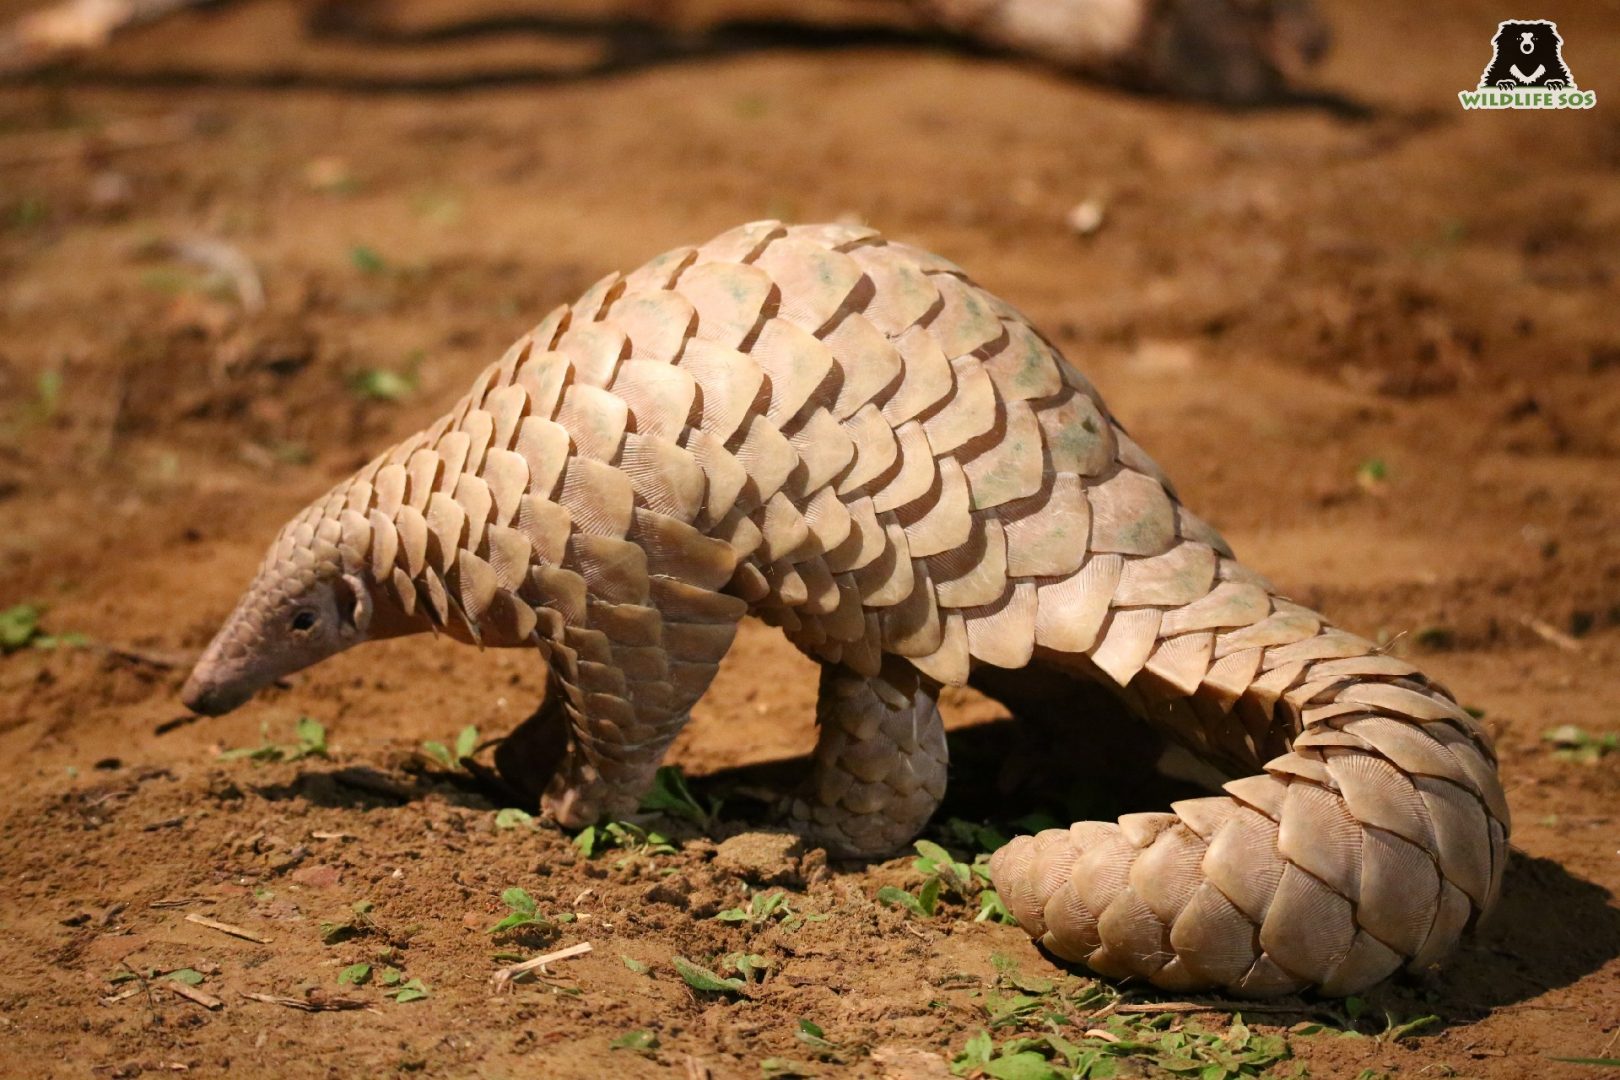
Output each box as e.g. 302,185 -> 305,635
183,220 -> 1508,998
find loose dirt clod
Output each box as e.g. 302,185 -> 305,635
712,832 -> 806,886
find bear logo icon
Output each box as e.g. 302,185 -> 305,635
1459,19 -> 1594,109
1477,20 -> 1576,90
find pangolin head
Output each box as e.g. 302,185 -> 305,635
181,516 -> 374,717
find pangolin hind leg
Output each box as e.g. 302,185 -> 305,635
781,658 -> 949,859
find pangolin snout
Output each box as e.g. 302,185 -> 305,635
180,671 -> 250,716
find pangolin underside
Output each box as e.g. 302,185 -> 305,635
185,220 -> 1509,998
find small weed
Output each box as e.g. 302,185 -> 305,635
952,1010 -> 1289,1080
621,955 -> 649,975
487,887 -> 555,937
320,899 -> 379,945
337,963 -> 372,986
1356,457 -> 1389,492
673,956 -> 746,996
639,765 -> 721,828
724,953 -> 771,981
423,724 -> 478,770
794,1019 -> 846,1063
878,838 -> 1015,925
494,807 -> 536,830
388,976 -> 430,1003
34,370 -> 62,420
877,879 -> 940,918
347,354 -> 421,403
573,820 -> 677,863
350,245 -> 388,275
110,966 -> 205,987
715,890 -> 796,925
219,717 -> 329,763
610,1029 -> 659,1054
1544,725 -> 1618,763
0,603 -> 88,654
9,196 -> 48,230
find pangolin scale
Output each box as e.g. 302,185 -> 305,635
183,220 -> 1509,998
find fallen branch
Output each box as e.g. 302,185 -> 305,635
490,941 -> 592,992
185,912 -> 271,944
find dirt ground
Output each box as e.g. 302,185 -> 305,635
1,0 -> 1618,1076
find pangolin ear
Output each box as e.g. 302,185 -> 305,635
336,573 -> 372,635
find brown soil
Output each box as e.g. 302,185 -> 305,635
2,1 -> 1619,1077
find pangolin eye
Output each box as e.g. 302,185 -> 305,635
291,610 -> 318,633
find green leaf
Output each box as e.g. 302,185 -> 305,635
392,978 -> 429,1002
421,741 -> 453,769
573,825 -> 598,858
876,885 -> 926,917
914,839 -> 953,872
672,956 -> 745,995
958,1030 -> 994,1069
494,808 -> 534,830
917,876 -> 942,916
639,765 -> 716,825
337,963 -> 372,986
454,724 -> 479,761
0,604 -> 41,652
795,1018 -> 838,1053
725,953 -> 771,980
294,717 -> 328,758
610,1029 -> 659,1053
976,889 -> 1015,925
350,245 -> 387,275
489,911 -> 550,935
1385,1014 -> 1438,1041
164,968 -> 205,986
621,955 -> 649,975
379,967 -> 403,986
500,887 -> 537,915
984,1051 -> 1063,1080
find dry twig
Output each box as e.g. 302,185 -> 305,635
185,912 -> 271,944
490,941 -> 592,992
243,991 -> 372,1013
168,982 -> 224,1010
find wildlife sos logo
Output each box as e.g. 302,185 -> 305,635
1459,20 -> 1595,109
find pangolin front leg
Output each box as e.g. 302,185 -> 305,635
185,219 -> 1508,999
529,591 -> 743,826
782,658 -> 949,858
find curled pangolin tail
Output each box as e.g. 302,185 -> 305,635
988,640 -> 1510,997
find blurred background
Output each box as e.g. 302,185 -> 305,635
0,1 -> 1617,1076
